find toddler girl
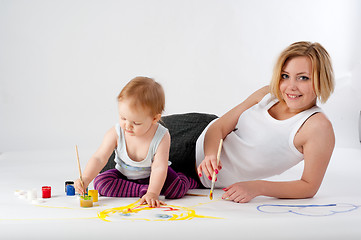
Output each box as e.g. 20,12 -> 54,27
74,77 -> 197,207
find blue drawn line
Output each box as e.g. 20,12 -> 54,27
257,203 -> 360,217
258,203 -> 336,208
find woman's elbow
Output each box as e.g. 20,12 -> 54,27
303,184 -> 320,199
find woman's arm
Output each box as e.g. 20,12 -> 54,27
197,86 -> 270,179
74,127 -> 117,195
222,112 -> 335,203
139,131 -> 170,207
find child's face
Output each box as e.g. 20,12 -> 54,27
279,56 -> 317,113
118,98 -> 158,137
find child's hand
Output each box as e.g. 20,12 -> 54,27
74,178 -> 88,195
139,192 -> 165,208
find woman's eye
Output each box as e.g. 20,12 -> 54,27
281,74 -> 289,79
298,76 -> 309,81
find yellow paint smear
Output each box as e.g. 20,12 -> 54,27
97,200 -> 223,222
3,199 -> 223,222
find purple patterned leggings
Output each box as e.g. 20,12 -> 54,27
94,167 -> 198,199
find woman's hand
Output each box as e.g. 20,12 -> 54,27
222,181 -> 261,203
139,192 -> 165,208
197,155 -> 222,181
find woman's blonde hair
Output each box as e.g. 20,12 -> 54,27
117,76 -> 165,116
270,41 -> 334,104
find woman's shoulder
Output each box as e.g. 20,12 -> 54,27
294,111 -> 334,154
300,111 -> 335,142
252,85 -> 270,101
243,85 -> 270,106
306,112 -> 333,132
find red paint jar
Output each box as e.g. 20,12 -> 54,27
42,186 -> 51,198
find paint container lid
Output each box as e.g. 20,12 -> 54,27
27,189 -> 37,200
14,190 -> 26,197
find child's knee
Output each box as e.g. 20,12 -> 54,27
164,180 -> 189,199
94,173 -> 117,191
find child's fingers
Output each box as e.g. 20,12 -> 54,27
155,199 -> 166,208
147,198 -> 166,208
139,197 -> 146,205
74,180 -> 83,195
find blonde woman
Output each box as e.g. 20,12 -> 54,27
162,41 -> 335,203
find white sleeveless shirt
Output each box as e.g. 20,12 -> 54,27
114,123 -> 168,180
196,93 -> 321,188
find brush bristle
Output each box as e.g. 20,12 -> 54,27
209,191 -> 213,200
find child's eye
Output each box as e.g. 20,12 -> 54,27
134,122 -> 142,126
281,74 -> 289,79
120,117 -> 126,121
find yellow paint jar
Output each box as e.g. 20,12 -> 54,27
80,195 -> 93,208
88,190 -> 98,202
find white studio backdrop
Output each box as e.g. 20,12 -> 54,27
1,0 -> 360,152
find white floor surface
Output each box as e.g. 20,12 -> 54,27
1,147 -> 361,240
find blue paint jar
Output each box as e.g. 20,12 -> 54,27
65,181 -> 74,192
66,185 -> 75,196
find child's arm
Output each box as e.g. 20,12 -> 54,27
139,131 -> 170,207
74,127 -> 117,195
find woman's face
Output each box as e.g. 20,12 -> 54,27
279,56 -> 317,113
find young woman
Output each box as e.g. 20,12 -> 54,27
162,41 -> 335,203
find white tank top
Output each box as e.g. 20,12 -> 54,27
196,93 -> 321,188
114,123 -> 168,180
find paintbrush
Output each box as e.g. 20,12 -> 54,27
75,145 -> 86,197
209,139 -> 223,200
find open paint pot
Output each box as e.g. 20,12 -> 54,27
80,195 -> 93,208
88,190 -> 98,202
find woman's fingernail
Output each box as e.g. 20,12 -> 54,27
215,169 -> 218,174
222,188 -> 226,191
198,173 -> 202,177
208,176 -> 212,180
